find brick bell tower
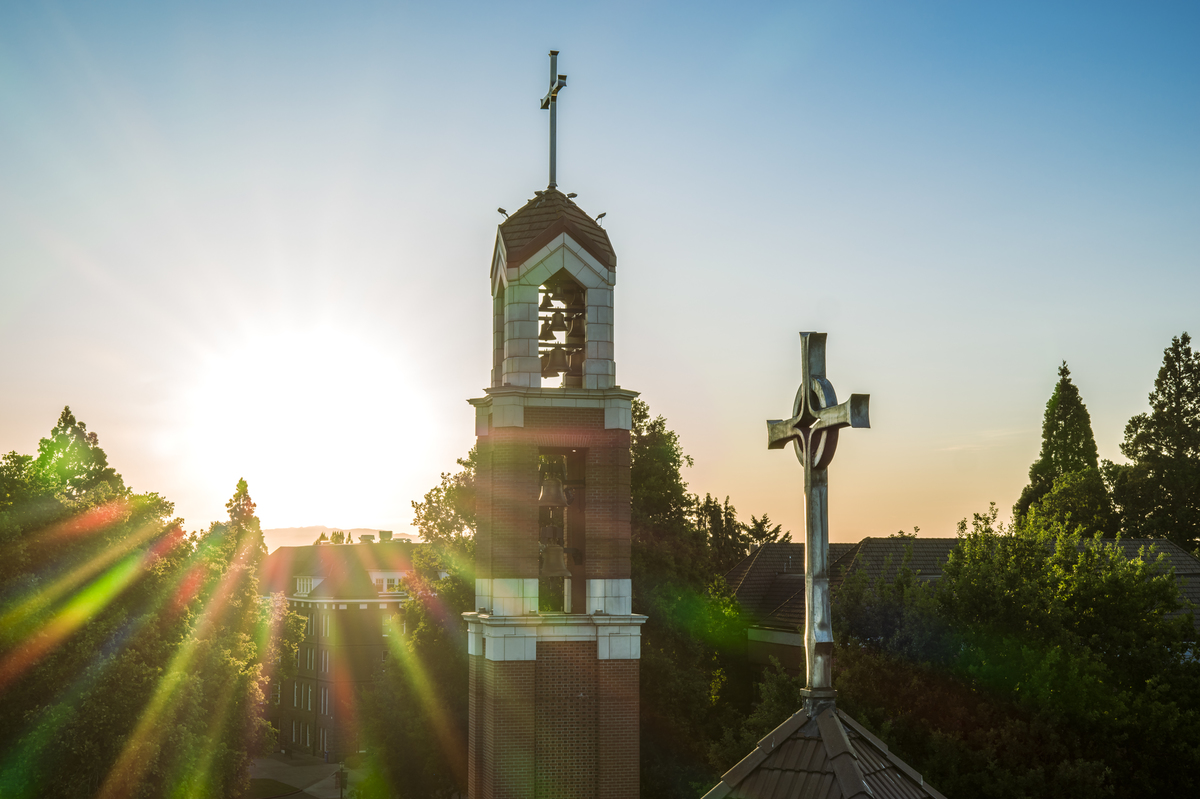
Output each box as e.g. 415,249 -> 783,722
463,51 -> 645,799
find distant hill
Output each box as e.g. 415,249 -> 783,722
262,526 -> 420,553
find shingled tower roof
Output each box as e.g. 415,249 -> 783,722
703,706 -> 948,799
498,187 -> 616,271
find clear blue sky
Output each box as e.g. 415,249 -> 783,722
2,1 -> 1197,542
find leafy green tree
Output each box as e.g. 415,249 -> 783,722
829,503 -> 1200,799
359,454 -> 477,798
1105,332 -> 1200,553
330,530 -> 345,544
698,494 -> 746,573
1015,363 -> 1114,535
411,449 -> 477,555
0,413 -> 299,798
745,514 -> 789,552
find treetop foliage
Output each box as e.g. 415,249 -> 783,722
1106,332 -> 1200,552
1015,362 -> 1103,522
0,408 -> 302,798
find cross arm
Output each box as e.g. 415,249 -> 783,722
816,393 -> 870,431
766,394 -> 870,449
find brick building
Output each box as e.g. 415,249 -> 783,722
260,536 -> 413,759
462,176 -> 646,797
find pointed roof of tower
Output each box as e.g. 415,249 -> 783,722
703,706 -> 948,799
498,187 -> 616,271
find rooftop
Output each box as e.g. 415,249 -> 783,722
703,705 -> 947,799
498,186 -> 616,271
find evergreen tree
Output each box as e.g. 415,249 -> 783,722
1015,363 -> 1113,534
745,514 -> 790,551
1106,332 -> 1200,553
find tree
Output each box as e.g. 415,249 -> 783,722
358,454 -> 477,798
313,532 -> 329,545
699,494 -> 747,573
745,514 -> 790,551
0,413 -> 300,798
1106,332 -> 1200,553
1015,363 -> 1113,535
828,503 -> 1200,799
330,530 -> 345,544
411,449 -> 477,555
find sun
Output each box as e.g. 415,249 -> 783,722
175,321 -> 434,529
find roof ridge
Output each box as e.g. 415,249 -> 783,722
701,709 -> 810,799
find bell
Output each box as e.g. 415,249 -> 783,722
566,349 -> 585,377
540,544 -> 573,578
565,291 -> 586,312
565,314 -> 586,340
538,320 -> 556,341
541,354 -> 559,378
538,477 -> 568,507
539,293 -> 553,311
549,311 -> 568,332
546,346 -> 568,373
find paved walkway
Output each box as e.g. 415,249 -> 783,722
249,752 -> 365,798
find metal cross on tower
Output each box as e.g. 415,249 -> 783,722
541,50 -> 568,189
766,332 -> 870,709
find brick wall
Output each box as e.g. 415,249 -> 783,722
535,641 -> 598,799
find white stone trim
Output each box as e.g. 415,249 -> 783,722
586,579 -> 632,616
464,612 -> 647,661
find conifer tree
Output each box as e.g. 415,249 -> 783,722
1015,363 -> 1112,534
1106,333 -> 1200,553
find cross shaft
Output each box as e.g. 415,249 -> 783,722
765,332 -> 869,703
541,50 -> 568,189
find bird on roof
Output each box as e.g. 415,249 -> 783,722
497,208 -> 509,218
566,193 -> 577,199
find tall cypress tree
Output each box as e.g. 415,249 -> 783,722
1015,363 -> 1109,532
1106,333 -> 1200,553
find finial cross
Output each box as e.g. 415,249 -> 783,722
766,332 -> 869,704
541,50 -> 568,189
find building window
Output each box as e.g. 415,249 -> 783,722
307,647 -> 314,671
308,684 -> 313,711
293,682 -> 298,707
375,578 -> 383,592
297,576 -> 313,595
386,577 -> 398,592
307,724 -> 311,747
292,720 -> 296,742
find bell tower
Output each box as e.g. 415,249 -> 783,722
464,51 -> 645,799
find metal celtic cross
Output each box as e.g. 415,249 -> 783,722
766,332 -> 870,703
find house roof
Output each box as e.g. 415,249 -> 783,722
260,541 -> 415,599
725,542 -> 858,624
498,187 -> 616,271
728,536 -> 1200,634
703,706 -> 947,799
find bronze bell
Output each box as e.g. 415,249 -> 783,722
549,311 -> 568,332
538,476 -> 568,507
540,544 -> 573,578
540,354 -> 559,378
565,314 -> 586,340
566,349 -> 585,377
565,291 -> 585,312
538,320 -> 556,341
546,346 -> 568,373
539,293 -> 554,311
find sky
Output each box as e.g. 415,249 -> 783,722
1,1 -> 1197,544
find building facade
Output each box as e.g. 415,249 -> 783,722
261,537 -> 412,760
